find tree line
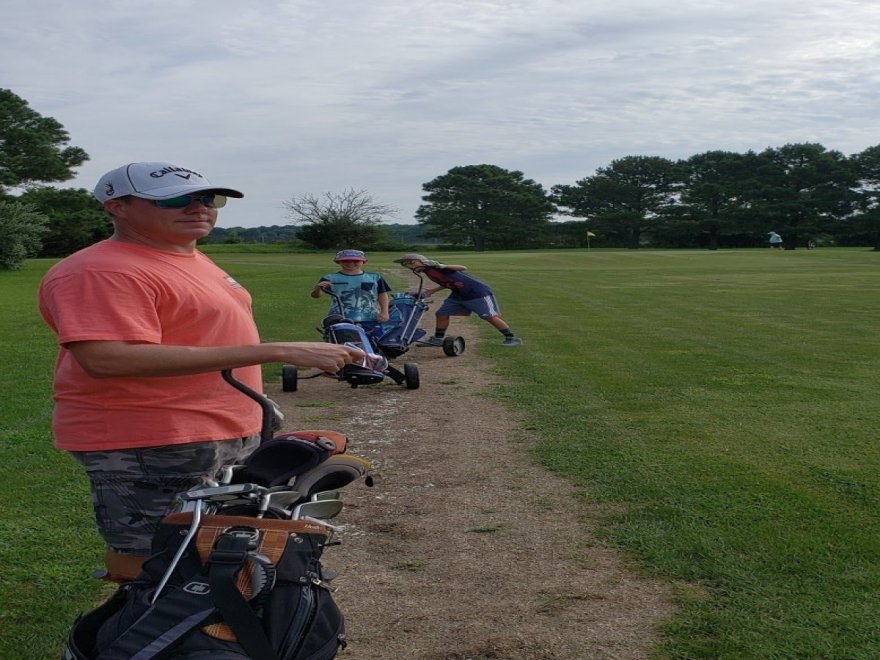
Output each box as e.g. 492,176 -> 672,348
416,150 -> 880,251
2,87 -> 878,268
254,147 -> 880,253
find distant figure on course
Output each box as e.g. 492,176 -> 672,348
768,232 -> 783,249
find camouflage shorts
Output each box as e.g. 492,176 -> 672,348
70,435 -> 260,554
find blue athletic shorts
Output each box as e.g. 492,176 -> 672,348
436,294 -> 501,320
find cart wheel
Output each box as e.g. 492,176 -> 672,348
442,336 -> 466,357
404,362 -> 420,390
281,365 -> 298,392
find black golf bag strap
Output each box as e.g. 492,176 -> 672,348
208,532 -> 278,660
97,533 -> 278,660
96,588 -> 217,660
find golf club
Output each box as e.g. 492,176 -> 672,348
291,498 -> 344,521
258,487 -> 303,518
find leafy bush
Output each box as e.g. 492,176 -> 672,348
0,200 -> 48,269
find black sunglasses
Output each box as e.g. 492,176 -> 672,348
153,194 -> 227,209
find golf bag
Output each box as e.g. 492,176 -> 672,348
63,512 -> 345,660
63,373 -> 363,659
373,292 -> 428,358
305,290 -> 419,390
323,318 -> 389,379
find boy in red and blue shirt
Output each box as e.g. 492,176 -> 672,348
393,254 -> 522,346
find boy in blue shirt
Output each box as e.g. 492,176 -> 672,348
393,254 -> 522,346
311,250 -> 390,334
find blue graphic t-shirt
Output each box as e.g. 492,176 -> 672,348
319,272 -> 391,322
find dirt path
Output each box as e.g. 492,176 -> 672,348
265,300 -> 676,659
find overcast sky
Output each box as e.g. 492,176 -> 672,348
3,1 -> 879,228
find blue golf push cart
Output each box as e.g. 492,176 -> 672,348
280,279 -> 464,392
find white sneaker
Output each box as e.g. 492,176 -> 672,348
501,337 -> 523,346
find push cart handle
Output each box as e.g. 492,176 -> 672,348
221,369 -> 276,443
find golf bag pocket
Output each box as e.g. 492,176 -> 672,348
65,513 -> 345,660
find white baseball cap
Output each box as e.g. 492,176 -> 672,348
93,161 -> 244,202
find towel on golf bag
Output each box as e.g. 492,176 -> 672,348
63,513 -> 345,660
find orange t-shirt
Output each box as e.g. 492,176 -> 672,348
38,240 -> 263,451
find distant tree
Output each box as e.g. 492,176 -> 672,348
676,150 -> 762,250
416,164 -> 555,251
206,225 -> 299,244
0,88 -> 89,192
850,145 -> 880,251
381,223 -> 439,245
0,200 -> 49,269
752,143 -> 858,249
283,189 -> 396,250
545,220 -> 591,247
17,187 -> 110,257
553,156 -> 679,249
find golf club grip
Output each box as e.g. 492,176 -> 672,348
221,369 -> 275,443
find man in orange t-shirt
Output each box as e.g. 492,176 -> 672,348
38,161 -> 363,580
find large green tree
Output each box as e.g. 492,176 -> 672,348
675,150 -> 762,250
850,145 -> 880,251
752,143 -> 858,249
416,165 -> 555,251
283,189 -> 396,250
553,156 -> 679,249
0,88 -> 89,192
17,187 -> 110,257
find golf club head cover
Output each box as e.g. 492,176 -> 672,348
231,435 -> 335,487
292,454 -> 373,498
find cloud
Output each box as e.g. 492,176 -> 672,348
3,0 -> 880,228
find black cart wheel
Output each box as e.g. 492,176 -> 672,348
281,364 -> 298,392
404,362 -> 420,390
442,336 -> 466,357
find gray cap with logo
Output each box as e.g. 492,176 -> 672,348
93,162 -> 244,202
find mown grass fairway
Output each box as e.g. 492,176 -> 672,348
477,248 -> 880,658
1,248 -> 877,658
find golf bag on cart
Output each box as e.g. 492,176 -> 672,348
281,289 -> 420,392
62,370 -> 370,660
